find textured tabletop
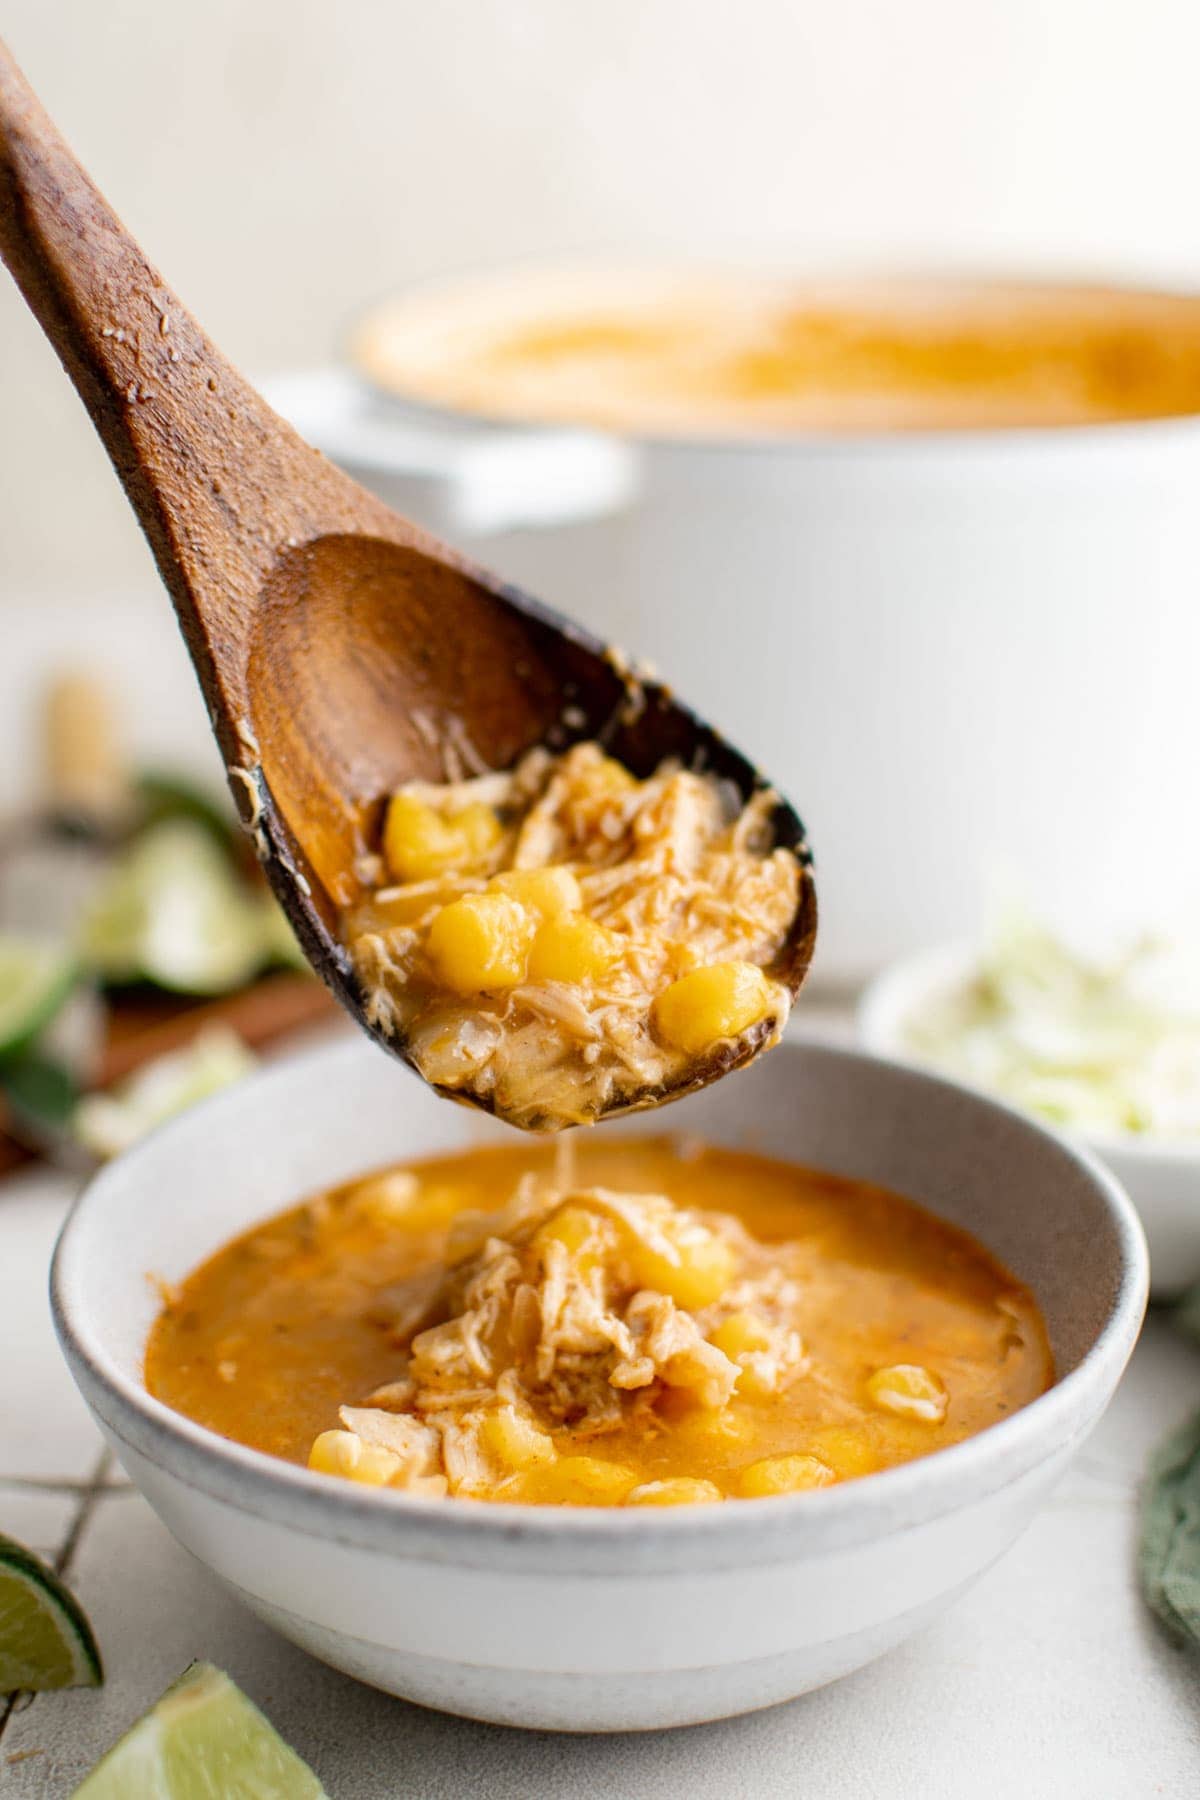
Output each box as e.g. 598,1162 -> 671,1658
3,1018 -> 1200,1799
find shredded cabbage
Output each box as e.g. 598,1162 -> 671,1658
73,1026 -> 256,1160
902,908 -> 1200,1140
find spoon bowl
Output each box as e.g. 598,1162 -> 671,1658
249,533 -> 817,1118
0,39 -> 815,1118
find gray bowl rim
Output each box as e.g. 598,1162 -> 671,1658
51,1038 -> 1149,1577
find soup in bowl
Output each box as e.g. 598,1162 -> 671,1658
52,1039 -> 1146,1729
146,1134 -> 1052,1509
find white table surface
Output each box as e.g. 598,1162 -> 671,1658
3,1011 -> 1200,1799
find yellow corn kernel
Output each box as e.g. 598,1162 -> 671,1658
347,1170 -> 420,1224
383,793 -> 503,883
625,1478 -> 723,1507
345,1174 -> 463,1235
866,1364 -> 948,1423
666,1400 -> 757,1446
551,1456 -> 638,1501
808,1425 -> 878,1479
480,1407 -> 556,1471
490,866 -> 582,919
566,755 -> 639,835
709,1310 -> 773,1360
738,1454 -> 835,1498
527,915 -> 621,985
425,892 -> 534,993
308,1429 -> 403,1487
574,754 -> 637,807
534,1203 -> 614,1274
627,1224 -> 737,1311
653,961 -> 775,1055
595,755 -> 638,795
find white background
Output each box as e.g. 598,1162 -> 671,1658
4,0 -> 1200,597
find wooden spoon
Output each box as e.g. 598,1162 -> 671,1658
0,39 -> 816,1120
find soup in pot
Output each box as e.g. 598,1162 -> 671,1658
354,269 -> 1200,437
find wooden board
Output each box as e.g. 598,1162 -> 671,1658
0,972 -> 339,1176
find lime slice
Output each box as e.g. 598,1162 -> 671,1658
73,1662 -> 327,1799
0,1533 -> 101,1693
80,821 -> 271,996
74,1027 -> 257,1160
0,936 -> 77,1061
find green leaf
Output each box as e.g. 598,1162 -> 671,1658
0,1053 -> 80,1130
133,769 -> 240,856
1139,1405 -> 1200,1643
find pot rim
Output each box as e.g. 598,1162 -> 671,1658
342,259 -> 1200,461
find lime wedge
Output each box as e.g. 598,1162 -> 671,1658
80,821 -> 271,996
0,1533 -> 101,1693
73,1662 -> 327,1799
74,1027 -> 257,1161
0,937 -> 77,1061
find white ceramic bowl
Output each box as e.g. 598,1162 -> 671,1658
859,944 -> 1200,1299
52,1039 -> 1147,1732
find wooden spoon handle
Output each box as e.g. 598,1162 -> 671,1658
0,37 -> 402,744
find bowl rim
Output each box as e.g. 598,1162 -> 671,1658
858,941 -> 1200,1166
51,1037 -> 1149,1575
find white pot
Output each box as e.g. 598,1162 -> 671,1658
267,368 -> 1200,985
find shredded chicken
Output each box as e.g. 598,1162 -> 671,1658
345,743 -> 805,1129
323,1179 -> 809,1500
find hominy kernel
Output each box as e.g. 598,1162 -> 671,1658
808,1425 -> 878,1479
551,1456 -> 638,1500
534,1204 -> 614,1273
653,961 -> 775,1055
384,793 -> 502,883
480,1407 -> 556,1471
866,1364 -> 948,1423
710,1310 -> 773,1360
490,866 -> 582,919
625,1478 -> 723,1507
426,892 -> 534,993
626,1224 -> 737,1311
527,915 -> 621,984
738,1454 -> 835,1498
308,1429 -> 403,1486
347,1170 -> 420,1224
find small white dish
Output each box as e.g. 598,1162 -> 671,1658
51,1038 -> 1146,1732
860,945 -> 1200,1299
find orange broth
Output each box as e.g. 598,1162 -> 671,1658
146,1139 -> 1052,1504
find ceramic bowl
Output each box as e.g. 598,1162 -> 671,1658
859,944 -> 1200,1299
51,1038 -> 1147,1732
